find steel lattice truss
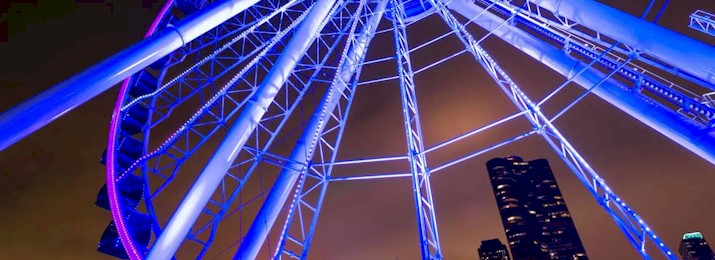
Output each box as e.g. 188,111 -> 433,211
1,0 -> 714,259
97,0 -> 715,259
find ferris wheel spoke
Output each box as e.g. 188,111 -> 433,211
110,2 -> 315,256
391,0 -> 444,258
145,6 -> 318,255
126,0 -> 312,132
98,1 -> 278,258
145,58 -> 272,198
140,0 -> 314,196
183,1 -> 371,256
459,0 -> 715,163
146,0 -> 342,257
165,3 -> 285,69
274,1 -> 388,258
430,0 -> 676,258
229,0 -> 374,257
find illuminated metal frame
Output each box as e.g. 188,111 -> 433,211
1,0 -> 714,259
690,10 -> 715,37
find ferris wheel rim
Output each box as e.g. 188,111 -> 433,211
105,1 -> 176,259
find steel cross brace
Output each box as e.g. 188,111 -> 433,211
136,0 -> 310,129
391,0 -> 444,258
690,10 -> 715,37
174,1 -> 360,256
110,1 -> 316,257
138,0 -> 312,193
431,0 -> 676,258
480,0 -> 715,127
273,3 -> 389,258
129,2 -> 317,248
230,0 -> 351,258
146,0 -> 342,257
178,1 -> 361,255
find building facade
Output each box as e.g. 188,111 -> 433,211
486,156 -> 588,260
478,239 -> 511,260
679,232 -> 715,260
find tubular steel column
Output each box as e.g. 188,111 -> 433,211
435,0 -> 676,257
145,0 -> 339,258
391,0 -> 443,258
234,1 -> 378,258
272,1 -> 388,258
0,0 -> 259,151
447,0 -> 715,165
527,0 -> 715,87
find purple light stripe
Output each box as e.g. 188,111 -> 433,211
108,2 -> 311,258
106,1 -> 174,260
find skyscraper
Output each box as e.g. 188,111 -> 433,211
679,232 -> 715,260
486,156 -> 588,260
478,239 -> 511,260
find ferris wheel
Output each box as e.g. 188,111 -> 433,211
1,0 -> 714,259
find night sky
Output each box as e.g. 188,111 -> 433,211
1,0 -> 715,259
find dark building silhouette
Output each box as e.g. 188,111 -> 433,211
478,239 -> 511,260
486,156 -> 588,260
679,232 -> 715,260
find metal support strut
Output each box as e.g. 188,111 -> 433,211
436,0 -> 676,257
391,0 -> 443,258
226,0 -> 346,258
0,0 -> 260,152
528,0 -> 715,87
272,0 -> 388,258
145,0 -> 338,258
447,0 -> 715,165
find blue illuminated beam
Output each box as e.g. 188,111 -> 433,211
312,155 -> 408,167
273,3 -> 389,256
448,0 -> 715,165
440,0 -> 677,256
0,0 -> 260,152
528,0 -> 715,87
237,1 -> 386,257
690,10 -> 715,37
145,0 -> 339,258
392,0 -> 443,257
329,130 -> 536,182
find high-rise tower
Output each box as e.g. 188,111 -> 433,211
679,232 -> 715,260
486,156 -> 588,260
478,239 -> 511,260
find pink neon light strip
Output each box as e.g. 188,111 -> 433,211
106,1 -> 174,259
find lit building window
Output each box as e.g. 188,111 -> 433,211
500,203 -> 519,210
486,156 -> 588,260
507,216 -> 523,222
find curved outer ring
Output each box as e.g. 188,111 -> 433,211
106,1 -> 175,259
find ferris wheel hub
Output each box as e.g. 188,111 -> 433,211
385,0 -> 435,23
